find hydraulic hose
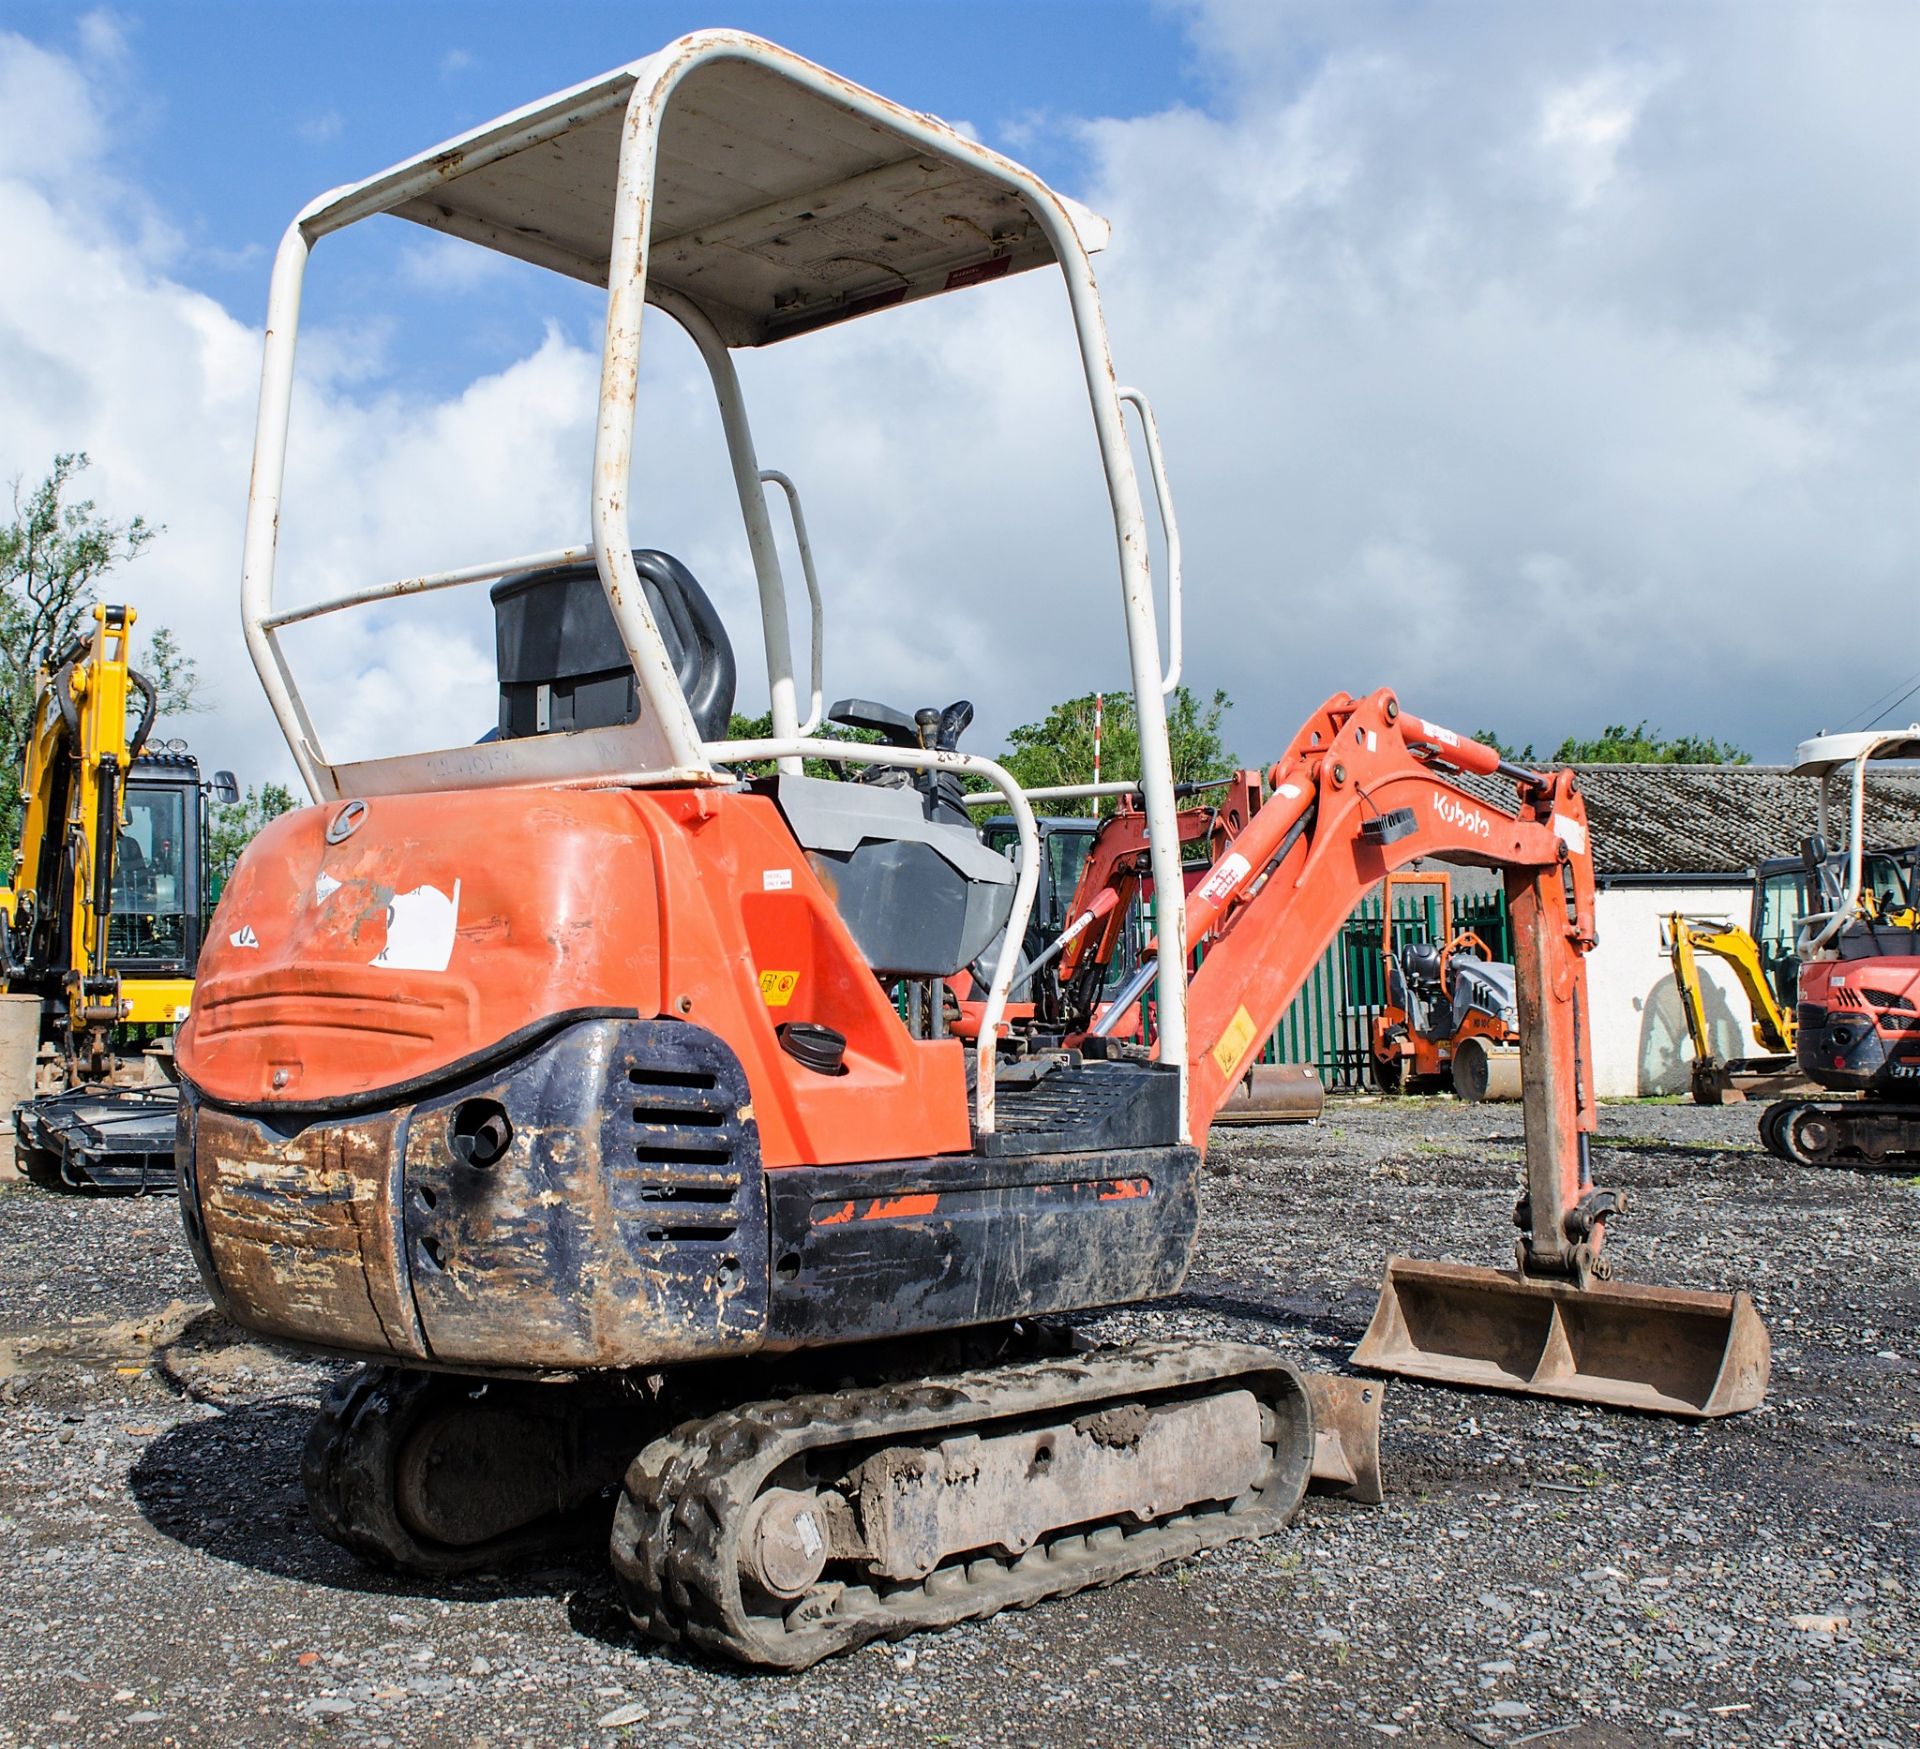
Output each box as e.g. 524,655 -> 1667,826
92,755 -> 120,924
127,669 -> 159,760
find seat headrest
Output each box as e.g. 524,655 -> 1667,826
489,550 -> 736,743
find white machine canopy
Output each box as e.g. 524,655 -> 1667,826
304,42 -> 1109,345
1788,726 -> 1920,955
1792,727 -> 1920,780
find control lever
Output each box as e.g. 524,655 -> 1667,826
828,697 -> 921,748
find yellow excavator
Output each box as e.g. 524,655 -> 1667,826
1664,841 -> 1920,1104
1,604 -> 235,1189
1664,913 -> 1802,1104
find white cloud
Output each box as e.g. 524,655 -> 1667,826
1071,1 -> 1920,757
0,29 -> 607,788
1536,61 -> 1668,208
0,31 -> 105,179
296,109 -> 343,145
2,1 -> 1918,802
396,232 -> 513,293
440,48 -> 474,77
75,9 -> 129,65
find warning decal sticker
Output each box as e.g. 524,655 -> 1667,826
1210,1004 -> 1259,1080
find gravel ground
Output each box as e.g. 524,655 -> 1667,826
1,1096 -> 1915,1748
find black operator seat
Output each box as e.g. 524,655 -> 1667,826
1400,940 -> 1445,994
489,550 -> 736,743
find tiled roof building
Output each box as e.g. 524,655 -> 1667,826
1569,765 -> 1920,881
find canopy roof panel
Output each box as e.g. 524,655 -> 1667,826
1794,727 -> 1920,778
300,32 -> 1108,347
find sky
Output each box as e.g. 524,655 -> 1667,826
3,0 -> 1919,796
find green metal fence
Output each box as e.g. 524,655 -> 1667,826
1255,883 -> 1512,1091
1138,880 -> 1511,1092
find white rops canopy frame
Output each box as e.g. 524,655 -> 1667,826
1791,726 -> 1920,956
239,29 -> 1194,1136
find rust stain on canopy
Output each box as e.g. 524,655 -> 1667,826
299,29 -> 1111,347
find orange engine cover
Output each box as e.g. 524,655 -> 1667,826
179,786 -> 971,1167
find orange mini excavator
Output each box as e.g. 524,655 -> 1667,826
176,33 -> 1768,1669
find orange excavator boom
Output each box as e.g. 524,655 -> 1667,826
1079,691 -> 1765,1416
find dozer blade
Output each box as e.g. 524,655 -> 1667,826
1351,1258 -> 1769,1419
1214,1062 -> 1325,1125
1302,1373 -> 1385,1503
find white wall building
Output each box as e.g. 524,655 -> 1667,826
1588,880 -> 1754,1098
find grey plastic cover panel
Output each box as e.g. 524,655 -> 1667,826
771,775 -> 1014,886
1450,957 -> 1518,1029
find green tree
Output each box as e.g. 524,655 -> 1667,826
999,686 -> 1237,815
0,455 -> 200,849
208,782 -> 300,897
722,711 -> 884,779
144,624 -> 203,724
1472,729 -> 1536,762
1549,721 -> 1751,765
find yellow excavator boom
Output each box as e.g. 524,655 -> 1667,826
3,607 -> 154,1043
1665,915 -> 1794,1054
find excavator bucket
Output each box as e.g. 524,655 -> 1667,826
1214,1063 -> 1326,1125
1352,1259 -> 1770,1419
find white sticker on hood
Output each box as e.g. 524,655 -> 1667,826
314,871 -> 341,904
371,879 -> 462,973
228,924 -> 259,950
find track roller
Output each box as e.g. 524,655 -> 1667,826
609,1340 -> 1316,1669
1779,1103 -> 1838,1166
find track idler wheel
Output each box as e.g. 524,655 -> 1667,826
1757,1101 -> 1795,1160
303,1366 -> 658,1575
1778,1103 -> 1839,1167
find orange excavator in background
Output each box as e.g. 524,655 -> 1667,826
175,33 -> 1769,1671
962,779 -> 1324,1120
1761,728 -> 1920,1165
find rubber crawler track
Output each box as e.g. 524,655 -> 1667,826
1759,1098 -> 1920,1167
303,1366 -> 650,1575
608,1339 -> 1315,1670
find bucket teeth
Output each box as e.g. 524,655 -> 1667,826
1351,1258 -> 1770,1419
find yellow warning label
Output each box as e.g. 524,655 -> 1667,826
1211,1005 -> 1258,1080
758,969 -> 800,1007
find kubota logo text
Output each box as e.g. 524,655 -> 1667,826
1431,791 -> 1492,838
